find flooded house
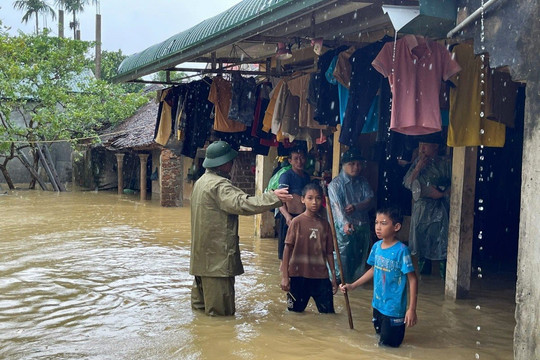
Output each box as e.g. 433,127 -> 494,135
2,0 -> 538,358
75,94 -> 256,206
109,1 -> 539,358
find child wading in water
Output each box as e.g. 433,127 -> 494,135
280,183 -> 338,313
340,206 -> 418,347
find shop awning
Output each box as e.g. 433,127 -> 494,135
114,0 -> 386,83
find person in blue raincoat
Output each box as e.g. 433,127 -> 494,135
328,149 -> 374,284
403,138 -> 451,277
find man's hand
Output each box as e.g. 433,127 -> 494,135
274,188 -> 293,203
345,204 -> 355,214
415,155 -> 429,172
344,222 -> 354,235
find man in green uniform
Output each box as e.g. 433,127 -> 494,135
190,140 -> 292,316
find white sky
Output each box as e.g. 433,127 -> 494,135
1,0 -> 242,55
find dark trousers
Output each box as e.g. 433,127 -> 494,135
372,308 -> 406,347
277,213 -> 299,260
287,277 -> 335,313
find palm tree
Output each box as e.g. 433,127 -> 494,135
55,0 -> 96,39
13,0 -> 56,34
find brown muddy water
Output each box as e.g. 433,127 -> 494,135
0,190 -> 515,359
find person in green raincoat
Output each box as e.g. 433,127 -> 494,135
190,140 -> 292,316
403,137 -> 451,277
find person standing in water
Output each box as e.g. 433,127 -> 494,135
340,206 -> 417,347
403,136 -> 451,277
281,183 -> 337,313
190,140 -> 292,316
328,148 -> 374,284
277,147 -> 311,262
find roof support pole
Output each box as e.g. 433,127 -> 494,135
331,126 -> 341,179
446,146 -> 477,298
254,146 -> 278,238
447,0 -> 501,38
139,153 -> 149,201
116,153 -> 125,195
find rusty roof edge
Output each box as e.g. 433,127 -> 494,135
112,0 -> 332,83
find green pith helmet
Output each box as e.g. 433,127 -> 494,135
202,141 -> 238,168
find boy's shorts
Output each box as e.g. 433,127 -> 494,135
372,308 -> 406,347
287,277 -> 335,313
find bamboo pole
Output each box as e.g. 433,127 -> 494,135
324,189 -> 354,329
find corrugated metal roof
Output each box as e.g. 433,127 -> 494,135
115,0 -> 328,82
118,0 -> 289,76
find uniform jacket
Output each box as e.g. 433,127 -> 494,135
190,169 -> 282,277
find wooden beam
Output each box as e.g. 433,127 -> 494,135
116,153 -> 125,195
139,153 -> 149,201
255,147 -> 279,238
446,146 -> 477,299
332,125 -> 342,178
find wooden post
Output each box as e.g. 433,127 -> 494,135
332,124 -> 342,178
42,145 -> 66,191
445,146 -> 477,299
116,153 -> 125,195
36,146 -> 59,192
138,153 -> 149,201
255,147 -> 278,238
16,149 -> 47,190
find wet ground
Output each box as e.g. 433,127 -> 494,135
0,190 -> 515,359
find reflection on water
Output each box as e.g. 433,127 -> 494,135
0,190 -> 514,359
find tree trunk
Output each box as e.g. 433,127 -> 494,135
73,11 -> 77,39
28,150 -> 38,189
42,145 -> 66,191
0,165 -> 15,190
16,149 -> 47,190
36,146 -> 60,191
58,10 -> 64,38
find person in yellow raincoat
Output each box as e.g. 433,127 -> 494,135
190,140 -> 292,316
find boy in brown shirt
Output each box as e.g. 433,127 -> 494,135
280,183 -> 338,313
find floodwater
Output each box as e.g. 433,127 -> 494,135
0,190 -> 515,360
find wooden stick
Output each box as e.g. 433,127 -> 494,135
325,190 -> 354,329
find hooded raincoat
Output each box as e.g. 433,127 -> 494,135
190,169 -> 282,277
403,155 -> 451,260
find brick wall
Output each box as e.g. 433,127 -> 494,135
160,149 -> 183,207
231,151 -> 256,195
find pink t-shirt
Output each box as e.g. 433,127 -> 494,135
372,35 -> 461,135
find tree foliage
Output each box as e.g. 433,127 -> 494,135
89,49 -> 145,93
0,27 -> 148,188
151,70 -> 187,83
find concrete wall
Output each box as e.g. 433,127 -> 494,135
456,1 -> 540,358
513,3 -> 540,356
0,107 -> 73,186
